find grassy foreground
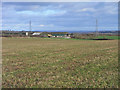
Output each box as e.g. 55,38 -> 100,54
2,37 -> 118,88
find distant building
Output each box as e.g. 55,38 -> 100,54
48,34 -> 52,38
32,32 -> 41,36
52,34 -> 66,37
26,32 -> 29,36
51,34 -> 71,38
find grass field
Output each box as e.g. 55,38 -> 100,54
2,37 -> 118,88
96,35 -> 120,40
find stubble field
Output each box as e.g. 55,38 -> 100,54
2,37 -> 118,88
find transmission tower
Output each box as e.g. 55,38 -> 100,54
29,20 -> 32,32
96,19 -> 98,37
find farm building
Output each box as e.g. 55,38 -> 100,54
1,30 -> 71,38
32,32 -> 41,36
51,34 -> 71,38
48,34 -> 52,38
2,30 -> 34,37
52,34 -> 65,37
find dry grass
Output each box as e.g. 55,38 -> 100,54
2,37 -> 118,88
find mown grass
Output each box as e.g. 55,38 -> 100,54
2,37 -> 118,88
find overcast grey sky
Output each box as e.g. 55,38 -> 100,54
2,2 -> 118,31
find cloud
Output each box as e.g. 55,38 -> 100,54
76,8 -> 96,12
2,0 -> 119,2
16,9 -> 66,17
42,10 -> 66,16
2,2 -> 118,31
104,4 -> 118,14
40,24 -> 45,27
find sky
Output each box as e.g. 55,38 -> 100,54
2,2 -> 118,31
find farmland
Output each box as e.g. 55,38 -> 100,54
2,37 -> 118,88
96,35 -> 120,40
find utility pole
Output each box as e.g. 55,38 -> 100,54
29,20 -> 32,36
96,19 -> 98,37
29,20 -> 32,32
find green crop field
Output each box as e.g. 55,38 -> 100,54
96,35 -> 120,40
2,37 -> 118,88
